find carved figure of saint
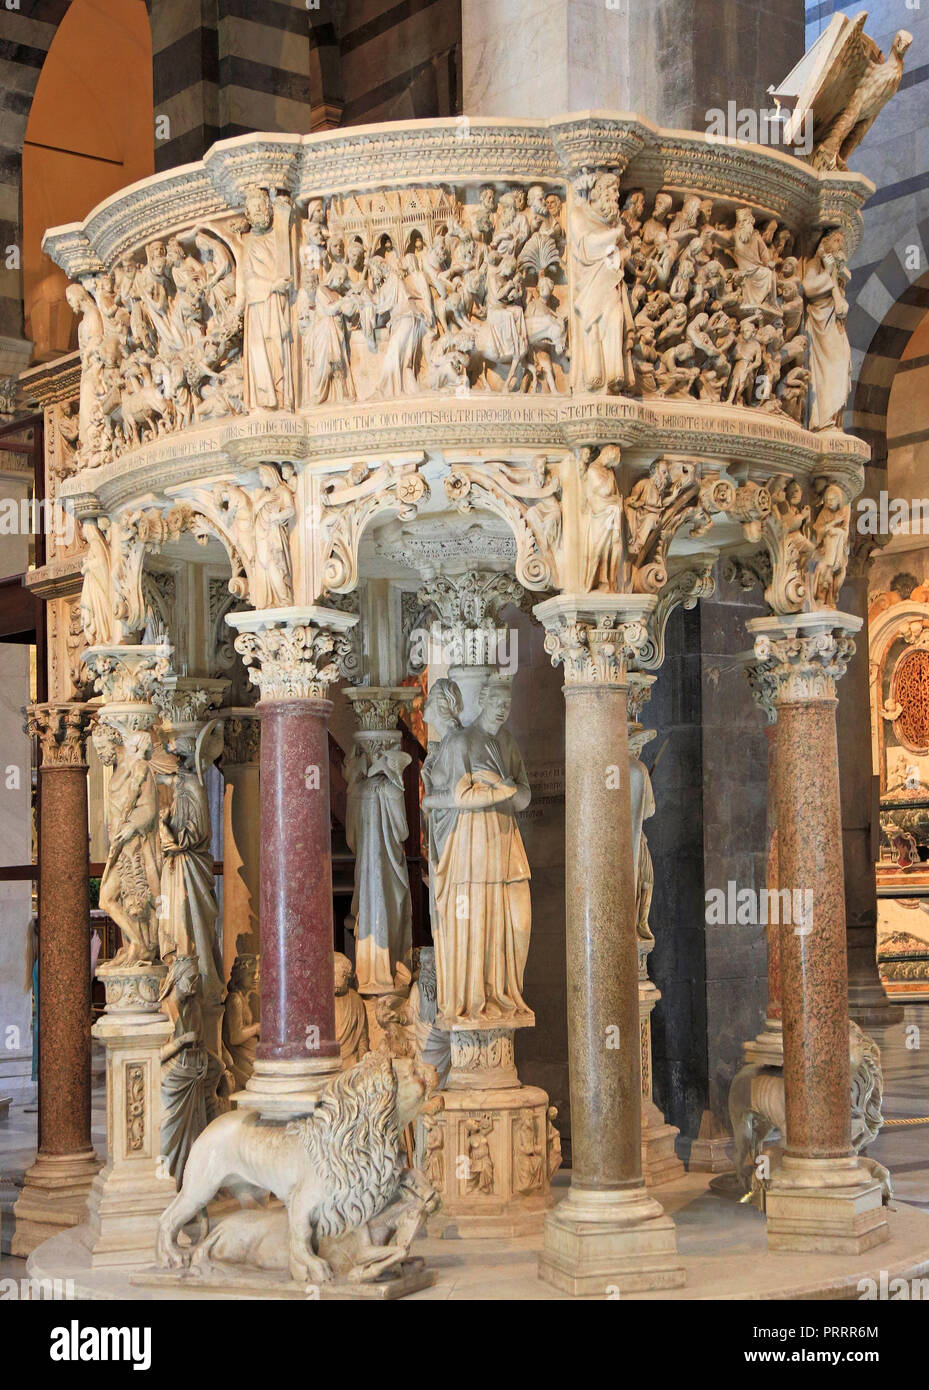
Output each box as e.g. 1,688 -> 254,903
465,1117 -> 495,1194
422,1104 -> 445,1189
367,255 -> 427,396
629,737 -> 657,945
812,483 -> 851,608
580,446 -> 622,591
251,464 -> 296,608
345,738 -> 412,996
333,952 -> 370,1068
624,458 -> 674,564
222,953 -> 260,1091
157,727 -> 225,1022
712,208 -> 777,308
299,265 -> 356,405
66,282 -> 107,449
802,230 -> 851,430
424,677 -> 532,1026
160,955 -> 225,1183
79,519 -> 114,645
94,723 -> 162,965
571,172 -> 635,392
236,187 -> 295,410
514,1111 -> 544,1193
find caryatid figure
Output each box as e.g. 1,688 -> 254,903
345,737 -> 413,997
93,722 -> 162,966
423,675 -> 533,1026
236,186 -> 295,411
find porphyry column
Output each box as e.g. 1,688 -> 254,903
229,607 -> 357,1115
748,612 -> 890,1254
535,596 -> 684,1295
12,705 -> 101,1257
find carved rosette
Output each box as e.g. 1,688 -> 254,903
229,612 -> 357,702
748,614 -> 861,704
24,704 -> 92,768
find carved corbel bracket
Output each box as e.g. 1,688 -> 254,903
316,455 -> 429,598
635,554 -> 718,671
444,455 -> 562,592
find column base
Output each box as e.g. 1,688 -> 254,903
236,1055 -> 341,1118
765,1155 -> 890,1256
742,1017 -> 784,1068
538,1186 -> 685,1296
11,1149 -> 101,1257
642,1102 -> 685,1186
688,1109 -> 734,1172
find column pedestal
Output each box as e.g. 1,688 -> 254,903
535,596 -> 683,1295
749,613 -> 889,1256
428,1022 -> 556,1238
13,706 -> 101,1257
84,967 -> 176,1267
639,972 -> 685,1186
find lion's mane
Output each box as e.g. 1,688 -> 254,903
849,1020 -> 884,1150
299,1048 -> 403,1239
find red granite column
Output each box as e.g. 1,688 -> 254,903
12,705 -> 100,1256
749,614 -> 889,1255
229,611 -> 356,1114
535,597 -> 683,1296
255,697 -> 339,1073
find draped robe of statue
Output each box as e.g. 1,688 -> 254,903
802,251 -> 851,430
629,746 -> 656,944
430,723 -> 532,1023
240,201 -> 294,410
99,734 -> 162,964
345,746 -> 412,995
160,960 -> 224,1181
571,196 -> 634,391
159,768 -> 225,1014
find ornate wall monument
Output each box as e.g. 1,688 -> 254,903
24,56 -> 904,1290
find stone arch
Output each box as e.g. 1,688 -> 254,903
848,226 -> 929,465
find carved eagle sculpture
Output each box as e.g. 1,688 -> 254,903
810,16 -> 913,171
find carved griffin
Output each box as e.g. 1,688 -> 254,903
156,1048 -> 440,1286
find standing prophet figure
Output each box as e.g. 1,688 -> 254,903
93,723 -> 162,966
571,171 -> 634,392
236,186 -> 295,411
802,228 -> 851,431
345,736 -> 413,997
424,675 -> 532,1025
157,722 -> 225,1031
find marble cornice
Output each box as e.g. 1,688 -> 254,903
43,115 -> 872,276
56,395 -> 868,519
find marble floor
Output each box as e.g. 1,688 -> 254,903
3,1007 -> 928,1299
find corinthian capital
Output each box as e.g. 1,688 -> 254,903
24,703 -> 92,768
227,606 -> 358,702
82,640 -> 174,707
747,612 -> 861,704
534,594 -> 656,687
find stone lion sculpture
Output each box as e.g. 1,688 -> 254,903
156,1048 -> 440,1287
729,1020 -> 893,1205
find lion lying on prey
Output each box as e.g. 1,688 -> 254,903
156,1049 -> 440,1286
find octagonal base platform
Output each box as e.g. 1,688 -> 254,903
26,1173 -> 929,1300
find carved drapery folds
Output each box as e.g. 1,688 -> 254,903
180,464 -> 298,607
